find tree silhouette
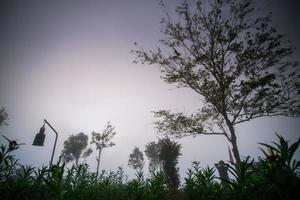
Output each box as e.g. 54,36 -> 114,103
91,122 -> 116,177
158,137 -> 182,190
0,107 -> 8,127
145,141 -> 162,174
145,138 -> 182,190
60,132 -> 92,166
128,147 -> 144,171
133,0 -> 300,164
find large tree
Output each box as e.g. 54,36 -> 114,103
91,122 -> 116,177
134,0 -> 300,163
60,132 -> 92,166
128,147 -> 145,171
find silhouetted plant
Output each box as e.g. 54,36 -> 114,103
91,122 -> 116,177
128,147 -> 145,171
60,132 -> 93,166
255,134 -> 300,199
126,170 -> 147,199
0,133 -> 299,199
146,171 -> 168,199
133,0 -> 300,164
145,141 -> 162,174
184,161 -> 222,200
145,138 -> 182,190
0,145 -> 18,180
158,137 -> 182,190
259,133 -> 300,174
0,107 -> 8,126
222,157 -> 259,200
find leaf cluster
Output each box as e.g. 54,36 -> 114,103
60,132 -> 92,165
91,122 -> 116,150
128,147 -> 145,171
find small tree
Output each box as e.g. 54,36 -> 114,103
145,138 -> 182,190
145,141 -> 162,174
128,147 -> 144,171
60,132 -> 92,166
158,137 -> 182,190
133,0 -> 300,164
91,122 -> 116,177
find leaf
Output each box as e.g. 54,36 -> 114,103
287,138 -> 300,165
258,142 -> 280,154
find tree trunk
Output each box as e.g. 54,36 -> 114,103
75,157 -> 79,166
96,148 -> 102,177
227,123 -> 241,164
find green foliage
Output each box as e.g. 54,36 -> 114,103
222,157 -> 259,200
0,134 -> 299,199
126,170 -> 147,199
0,145 -> 18,179
184,162 -> 222,200
255,134 -> 300,199
60,132 -> 92,166
259,133 -> 300,174
146,171 -> 168,199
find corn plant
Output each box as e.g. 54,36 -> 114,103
146,171 -> 168,200
184,161 -> 222,200
221,157 -> 260,200
125,170 -> 147,199
43,161 -> 67,200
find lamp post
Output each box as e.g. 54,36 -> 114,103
32,119 -> 58,167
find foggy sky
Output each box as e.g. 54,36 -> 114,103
0,0 -> 300,178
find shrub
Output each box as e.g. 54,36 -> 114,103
184,161 -> 222,200
0,134 -> 299,199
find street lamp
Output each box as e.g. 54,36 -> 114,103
32,119 -> 58,166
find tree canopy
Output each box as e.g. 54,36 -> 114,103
128,147 -> 144,171
159,137 -> 182,190
60,132 -> 92,165
133,0 -> 300,163
91,122 -> 116,176
145,141 -> 162,174
145,138 -> 182,190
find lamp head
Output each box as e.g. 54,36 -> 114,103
32,125 -> 45,146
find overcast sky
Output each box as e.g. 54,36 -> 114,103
0,0 -> 300,178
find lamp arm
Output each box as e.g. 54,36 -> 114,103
44,119 -> 58,167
